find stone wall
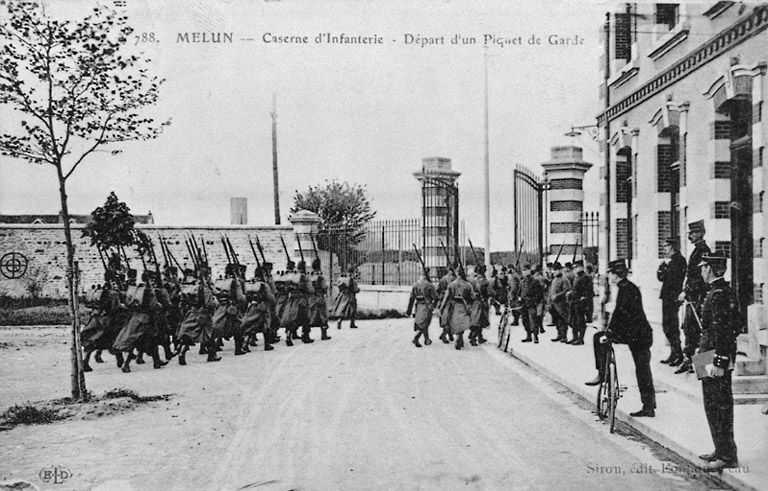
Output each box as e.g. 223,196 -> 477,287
0,224 -> 297,298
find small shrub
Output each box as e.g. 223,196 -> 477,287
103,388 -> 141,401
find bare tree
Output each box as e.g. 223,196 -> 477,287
0,1 -> 170,400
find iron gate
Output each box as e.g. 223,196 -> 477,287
513,166 -> 545,267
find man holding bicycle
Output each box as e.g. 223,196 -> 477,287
585,259 -> 656,417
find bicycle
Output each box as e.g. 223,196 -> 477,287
594,336 -> 624,433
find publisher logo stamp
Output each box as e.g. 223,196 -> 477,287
38,466 -> 71,485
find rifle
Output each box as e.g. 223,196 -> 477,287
279,234 -> 291,263
514,240 -> 525,270
412,243 -> 429,279
468,238 -> 480,267
310,233 -> 319,259
201,237 -> 209,267
453,241 -> 463,270
296,233 -> 305,264
157,234 -> 169,270
248,236 -> 263,280
149,238 -> 163,287
553,241 -> 566,265
119,245 -> 130,268
220,235 -> 233,265
439,239 -> 452,269
254,234 -> 267,263
96,246 -> 108,272
166,241 -> 182,272
226,236 -> 240,265
571,239 -> 580,265
184,237 -> 198,271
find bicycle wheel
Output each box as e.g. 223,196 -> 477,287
497,311 -> 508,348
595,375 -> 606,417
607,356 -> 619,433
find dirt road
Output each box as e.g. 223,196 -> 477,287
0,321 -> 720,490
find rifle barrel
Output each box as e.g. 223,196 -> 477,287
296,233 -> 305,262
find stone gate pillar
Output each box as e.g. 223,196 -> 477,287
288,210 -> 322,264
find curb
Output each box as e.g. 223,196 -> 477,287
505,346 -> 761,491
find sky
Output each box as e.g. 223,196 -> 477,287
0,0 -> 608,251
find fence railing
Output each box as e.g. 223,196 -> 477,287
318,218 -> 422,286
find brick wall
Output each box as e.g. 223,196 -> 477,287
0,224 -> 294,298
657,144 -> 673,192
712,161 -> 732,179
711,201 -> 730,219
549,178 -> 582,190
550,222 -> 581,234
710,120 -> 732,139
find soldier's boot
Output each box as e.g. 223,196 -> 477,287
424,329 -> 432,345
455,333 -> 464,350
135,350 -> 146,364
573,328 -> 585,345
478,328 -> 488,344
286,330 -> 294,347
242,335 -> 252,353
350,321 -> 358,329
301,327 -> 315,344
248,334 -> 259,347
178,345 -> 188,366
83,349 -> 94,372
198,344 -> 207,355
163,343 -> 174,361
94,350 -> 105,363
113,350 -> 124,368
207,345 -> 221,362
674,358 -> 693,374
234,336 -> 246,356
521,333 -> 532,342
292,330 -> 301,340
412,332 -> 422,348
152,347 -> 167,369
215,338 -> 223,352
337,320 -> 342,330
121,352 -> 135,373
533,332 -> 539,344
321,327 -> 332,341
511,312 -> 520,326
439,331 -> 448,344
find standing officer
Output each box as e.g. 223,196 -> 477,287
586,259 -> 656,417
548,263 -> 571,342
519,264 -> 542,344
697,251 -> 739,471
566,260 -> 593,345
657,238 -> 687,366
676,220 -> 711,374
406,267 -> 437,347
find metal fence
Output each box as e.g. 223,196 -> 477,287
581,211 -> 600,267
317,218 -> 422,287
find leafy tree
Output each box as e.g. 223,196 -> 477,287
291,180 -> 376,239
0,1 -> 170,400
82,191 -> 137,253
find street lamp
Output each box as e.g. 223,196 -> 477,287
565,124 -> 599,139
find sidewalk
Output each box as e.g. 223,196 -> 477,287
492,318 -> 768,491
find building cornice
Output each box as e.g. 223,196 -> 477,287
597,4 -> 768,126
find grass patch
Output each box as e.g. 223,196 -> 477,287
0,389 -> 172,431
0,402 -> 64,427
0,304 -> 88,326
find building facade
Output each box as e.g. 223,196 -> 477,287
597,3 -> 767,375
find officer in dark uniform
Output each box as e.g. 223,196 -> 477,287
586,259 -> 656,417
566,260 -> 593,345
697,251 -> 739,471
519,264 -> 543,343
657,238 -> 687,366
676,220 -> 711,374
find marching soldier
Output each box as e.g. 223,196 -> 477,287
81,276 -> 127,371
333,265 -> 359,330
468,264 -> 493,346
676,220 -> 711,374
438,266 -> 475,350
113,271 -> 167,372
437,265 -> 457,343
241,265 -> 276,351
274,261 -> 293,342
212,264 -> 247,356
308,258 -> 332,341
586,259 -> 656,418
262,262 -> 281,344
696,251 -> 739,471
657,238 -> 687,366
282,260 -> 315,344
176,268 -> 220,363
406,267 -> 437,347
